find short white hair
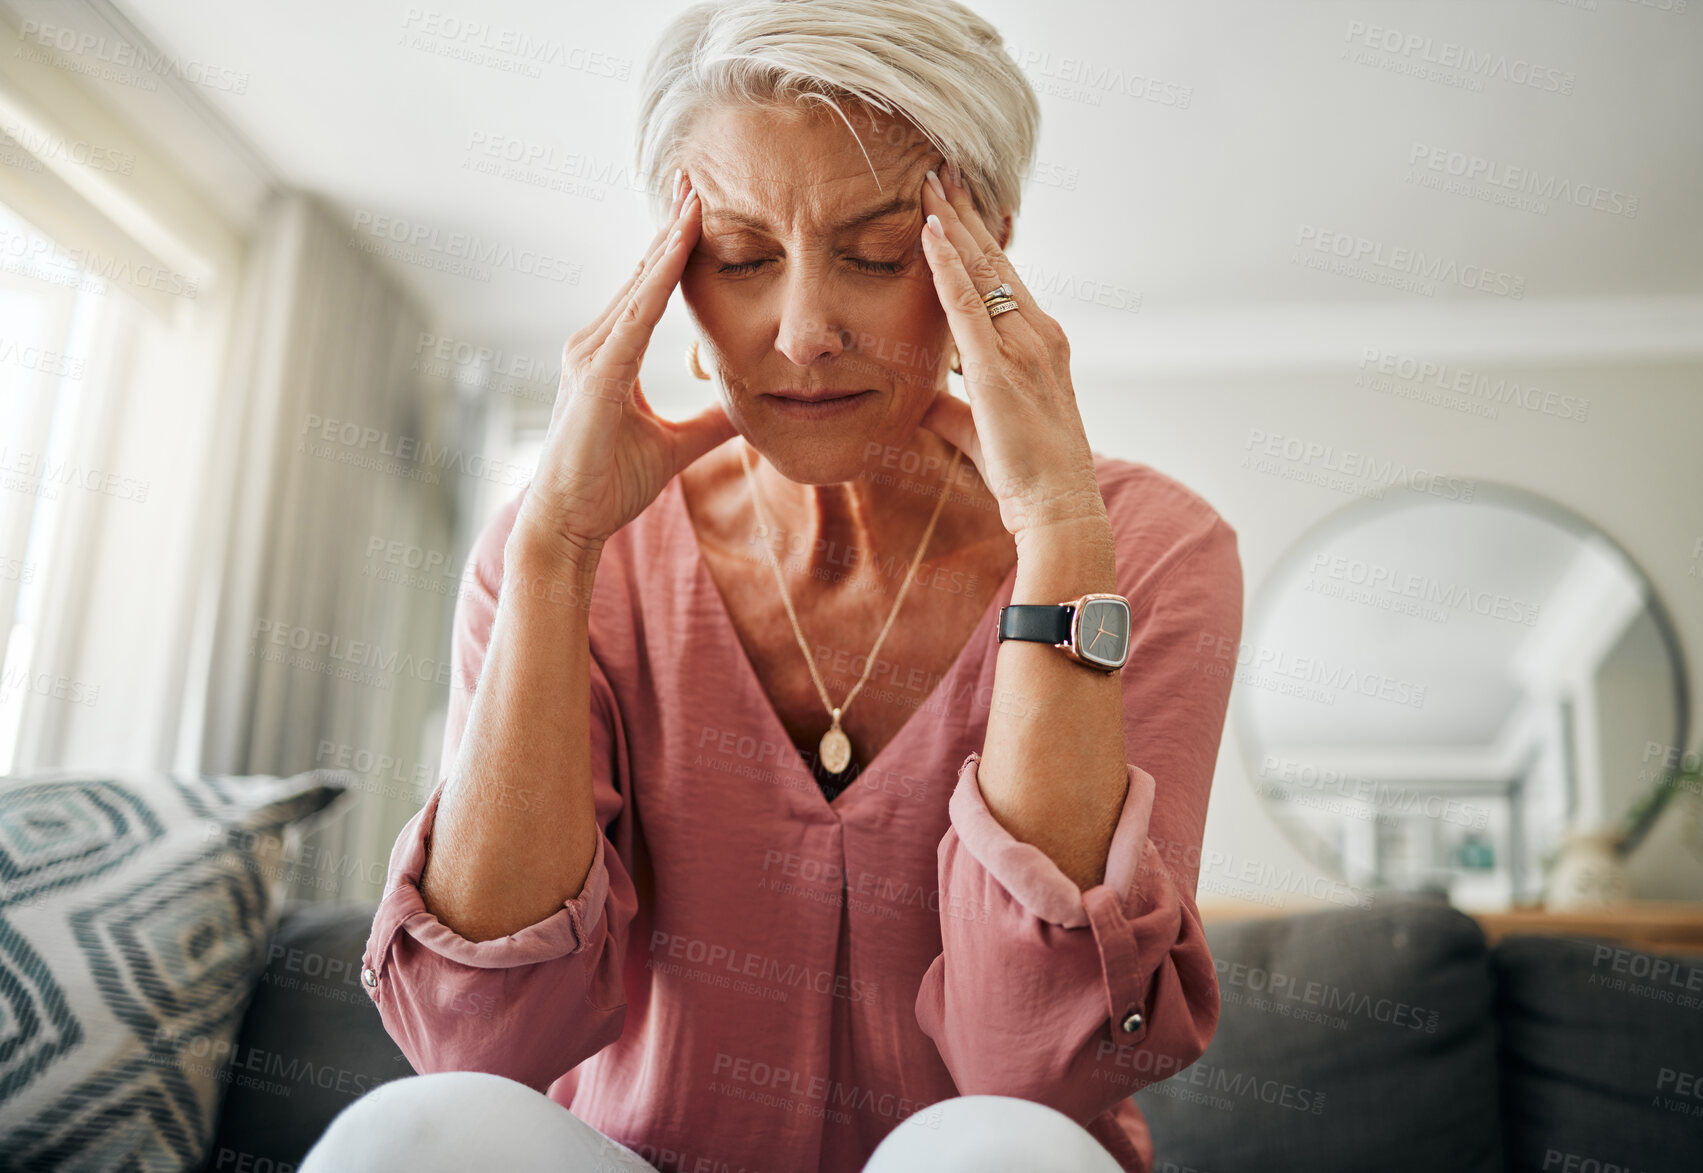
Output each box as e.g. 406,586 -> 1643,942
634,0 -> 1039,226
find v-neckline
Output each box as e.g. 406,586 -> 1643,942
671,473 -> 1019,813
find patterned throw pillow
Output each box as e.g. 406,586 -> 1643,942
0,769 -> 348,1172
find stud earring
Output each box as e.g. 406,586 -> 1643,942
686,338 -> 711,380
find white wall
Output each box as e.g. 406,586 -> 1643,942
1064,361 -> 1703,906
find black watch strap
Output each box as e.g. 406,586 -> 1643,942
997,604 -> 1072,645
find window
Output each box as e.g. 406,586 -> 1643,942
0,200 -> 112,770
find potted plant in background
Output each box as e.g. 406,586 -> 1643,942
1544,744 -> 1703,910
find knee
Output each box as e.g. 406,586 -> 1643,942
300,1073 -> 477,1172
300,1072 -> 620,1173
863,1095 -> 1123,1173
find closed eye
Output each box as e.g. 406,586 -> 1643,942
848,257 -> 907,275
715,256 -> 909,276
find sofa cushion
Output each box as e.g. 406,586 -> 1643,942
200,901 -> 410,1171
0,769 -> 346,1172
1494,935 -> 1703,1173
1133,896 -> 1503,1173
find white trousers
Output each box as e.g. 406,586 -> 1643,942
299,1071 -> 1125,1172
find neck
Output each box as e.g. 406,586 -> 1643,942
742,430 -> 993,589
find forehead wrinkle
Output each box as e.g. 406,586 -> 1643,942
705,194 -> 920,235
687,114 -> 938,237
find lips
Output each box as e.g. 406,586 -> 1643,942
766,389 -> 871,403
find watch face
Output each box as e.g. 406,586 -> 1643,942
1074,597 -> 1131,668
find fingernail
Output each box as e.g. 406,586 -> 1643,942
925,169 -> 945,200
925,213 -> 943,238
667,227 -> 683,249
683,187 -> 699,212
945,162 -> 963,189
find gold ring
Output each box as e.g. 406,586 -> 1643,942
986,297 -> 1020,318
980,283 -> 1013,305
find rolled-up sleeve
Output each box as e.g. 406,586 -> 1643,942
360,505 -> 637,1093
914,512 -> 1242,1122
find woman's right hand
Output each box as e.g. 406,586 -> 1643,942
514,172 -> 734,563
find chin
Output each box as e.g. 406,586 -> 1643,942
730,425 -> 882,486
750,441 -> 870,486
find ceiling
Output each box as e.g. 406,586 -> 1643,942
56,0 -> 1703,387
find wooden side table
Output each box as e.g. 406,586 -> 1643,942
1473,902 -> 1703,956
1196,898 -> 1703,956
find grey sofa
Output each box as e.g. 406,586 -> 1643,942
196,896 -> 1703,1172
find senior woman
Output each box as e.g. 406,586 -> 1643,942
306,1 -> 1242,1171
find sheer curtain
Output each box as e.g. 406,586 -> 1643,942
187,189 -> 467,907
0,31 -> 239,773
1,9 -> 475,906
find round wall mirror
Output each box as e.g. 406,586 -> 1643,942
1235,483 -> 1689,910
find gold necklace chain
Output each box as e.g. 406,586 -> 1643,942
738,440 -> 963,776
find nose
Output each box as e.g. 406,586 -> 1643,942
773,265 -> 849,367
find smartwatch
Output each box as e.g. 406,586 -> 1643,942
997,592 -> 1131,672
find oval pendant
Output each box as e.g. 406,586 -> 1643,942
819,726 -> 852,775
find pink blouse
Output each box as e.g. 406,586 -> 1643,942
362,452 -> 1244,1173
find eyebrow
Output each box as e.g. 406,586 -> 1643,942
704,194 -> 918,233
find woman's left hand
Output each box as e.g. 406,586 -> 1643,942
915,163 -> 1107,542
